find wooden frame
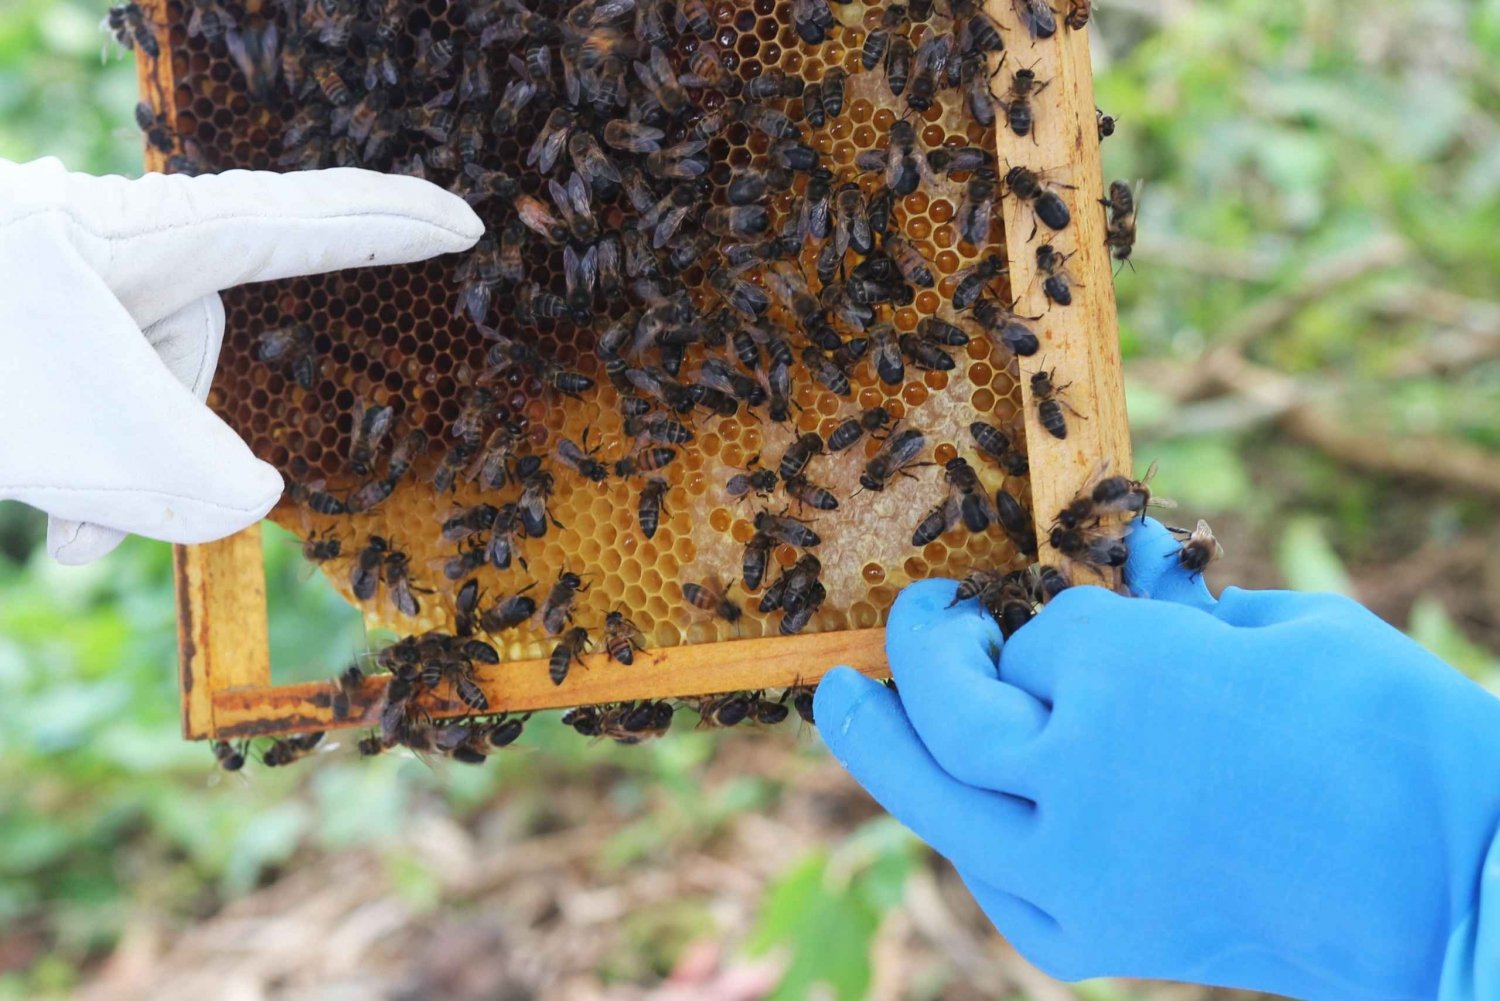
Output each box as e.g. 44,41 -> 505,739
143,0 -> 1130,741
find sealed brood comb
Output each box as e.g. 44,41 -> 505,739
128,0 -> 1129,745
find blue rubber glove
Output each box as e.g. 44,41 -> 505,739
816,520 -> 1500,1001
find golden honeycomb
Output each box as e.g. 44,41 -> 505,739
141,0 -> 1032,690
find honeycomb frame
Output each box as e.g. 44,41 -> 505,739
143,0 -> 1132,741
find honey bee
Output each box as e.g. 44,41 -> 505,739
683,577 -> 743,624
772,139 -> 822,174
440,503 -> 498,544
211,739 -> 247,772
432,434 -> 480,495
792,0 -> 835,44
950,567 -> 1004,607
907,32 -> 954,113
224,23 -> 280,101
423,654 -> 489,712
996,490 -> 1039,557
300,528 -> 342,564
308,57 -> 351,106
383,549 -> 426,617
742,531 -> 774,590
912,495 -> 961,546
1091,461 -> 1165,521
348,401 -> 394,476
750,693 -> 790,725
550,174 -> 599,244
768,435 -> 818,484
971,296 -> 1041,358
999,66 -> 1049,139
953,0 -> 1003,52
860,428 -> 928,492
684,40 -> 731,89
783,473 -> 839,512
753,511 -> 821,549
855,120 -> 932,197
634,46 -> 689,115
1005,166 -> 1074,235
599,701 -> 675,744
1036,243 -> 1077,306
1097,108 -> 1117,140
541,570 -> 588,636
540,358 -> 597,399
777,555 -> 823,615
549,627 -> 592,686
1050,524 -> 1128,569
709,266 -> 772,318
263,730 -> 326,769
512,462 -> 555,539
779,582 -> 826,634
1066,0 -> 1091,29
562,705 -> 603,737
985,574 -> 1037,638
885,34 -> 914,99
556,433 -> 609,483
820,66 -> 847,119
952,254 -> 1007,311
696,693 -> 752,729
829,407 -> 893,453
1013,0 -> 1057,38
613,447 -> 677,477
603,118 -> 665,154
957,169 -> 998,248
970,421 -> 1028,476
289,479 -> 346,516
351,536 -> 389,602
862,5 -> 908,70
604,610 -> 645,665
452,387 -> 494,442
946,457 -> 998,532
863,322 -> 902,387
899,333 -> 956,372
1031,367 -> 1083,439
514,193 -> 569,245
481,503 -> 520,571
463,423 -> 517,490
453,578 -> 482,638
330,664 -> 365,721
675,0 -> 714,39
441,541 -> 489,582
255,324 -> 318,390
1032,565 -> 1071,602
1172,520 -> 1222,577
104,3 -> 160,58
886,235 -> 935,288
803,86 -> 828,130
134,101 -> 173,153
481,589 -> 538,634
1101,180 -> 1139,267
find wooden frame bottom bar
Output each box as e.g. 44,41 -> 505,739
174,528 -> 892,740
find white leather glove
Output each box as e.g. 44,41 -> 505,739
0,157 -> 482,564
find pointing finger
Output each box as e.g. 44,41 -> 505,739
63,167 -> 483,328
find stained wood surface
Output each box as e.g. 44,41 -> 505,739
152,0 -> 1128,737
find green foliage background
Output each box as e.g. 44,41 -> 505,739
1,0 -> 1498,996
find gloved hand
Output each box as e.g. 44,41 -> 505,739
0,156 -> 482,564
817,519 -> 1500,1001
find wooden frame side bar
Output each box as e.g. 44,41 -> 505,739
985,7 -> 1133,586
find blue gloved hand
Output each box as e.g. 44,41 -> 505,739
816,519 -> 1500,1001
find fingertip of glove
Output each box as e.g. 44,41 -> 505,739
814,667 -> 894,752
890,578 -> 965,628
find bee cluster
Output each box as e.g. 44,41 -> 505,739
116,0 -> 1165,760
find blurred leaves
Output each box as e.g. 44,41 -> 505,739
749,818 -> 918,1001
